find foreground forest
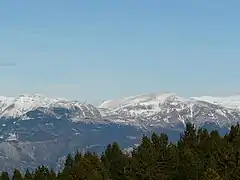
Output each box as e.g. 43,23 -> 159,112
2,123 -> 240,179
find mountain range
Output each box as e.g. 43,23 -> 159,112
0,92 -> 240,172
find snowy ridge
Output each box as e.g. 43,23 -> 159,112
191,95 -> 240,110
0,94 -> 101,120
100,92 -> 193,115
99,92 -> 240,128
1,92 -> 240,128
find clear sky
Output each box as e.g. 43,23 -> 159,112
0,1 -> 240,103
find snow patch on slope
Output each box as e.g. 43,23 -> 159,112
2,92 -> 240,129
100,92 -> 176,109
191,95 -> 240,110
0,94 -> 99,119
99,92 -> 240,128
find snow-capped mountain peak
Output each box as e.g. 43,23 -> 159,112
0,94 -> 59,118
99,92 -> 178,109
100,92 -> 240,111
2,92 -> 240,129
0,94 -> 100,119
99,92 -> 240,128
191,95 -> 240,110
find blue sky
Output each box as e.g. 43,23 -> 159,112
0,1 -> 240,103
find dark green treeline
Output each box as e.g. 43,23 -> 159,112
4,122 -> 240,179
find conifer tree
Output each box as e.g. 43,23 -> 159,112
64,154 -> 74,170
23,169 -> 32,180
203,168 -> 222,180
101,142 -> 128,180
12,169 -> 22,180
1,172 -> 10,180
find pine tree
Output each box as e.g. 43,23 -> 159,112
176,122 -> 203,179
33,166 -> 50,180
1,172 -> 10,180
64,154 -> 74,170
47,169 -> 56,180
23,169 -> 33,180
12,169 -> 23,180
203,168 -> 222,180
74,150 -> 82,164
59,154 -> 75,180
128,135 -> 158,179
101,142 -> 128,180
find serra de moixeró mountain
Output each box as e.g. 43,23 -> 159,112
0,92 -> 240,172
